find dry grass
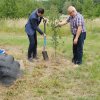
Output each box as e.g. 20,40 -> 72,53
0,18 -> 100,100
0,45 -> 77,100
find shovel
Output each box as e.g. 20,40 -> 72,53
42,19 -> 49,61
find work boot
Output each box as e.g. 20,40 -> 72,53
28,57 -> 33,62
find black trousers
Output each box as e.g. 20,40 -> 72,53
28,33 -> 37,58
73,32 -> 86,63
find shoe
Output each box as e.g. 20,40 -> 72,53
72,58 -> 76,64
33,56 -> 39,60
75,61 -> 82,65
28,58 -> 33,62
73,64 -> 79,68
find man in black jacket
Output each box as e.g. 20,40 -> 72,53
25,8 -> 46,62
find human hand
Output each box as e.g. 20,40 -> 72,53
42,33 -> 46,37
43,18 -> 47,23
74,38 -> 78,45
55,24 -> 61,28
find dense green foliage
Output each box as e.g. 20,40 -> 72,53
0,0 -> 43,18
63,0 -> 100,18
0,0 -> 100,18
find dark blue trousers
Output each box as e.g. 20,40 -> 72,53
73,32 -> 86,64
28,33 -> 37,58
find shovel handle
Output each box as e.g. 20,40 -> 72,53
43,36 -> 46,51
43,21 -> 46,33
43,19 -> 47,51
44,36 -> 46,46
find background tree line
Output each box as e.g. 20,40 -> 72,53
0,0 -> 100,19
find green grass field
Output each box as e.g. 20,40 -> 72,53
0,19 -> 100,100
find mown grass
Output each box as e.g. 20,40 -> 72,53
0,18 -> 100,100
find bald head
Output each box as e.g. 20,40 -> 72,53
67,6 -> 77,16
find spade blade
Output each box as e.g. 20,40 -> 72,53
42,51 -> 49,61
